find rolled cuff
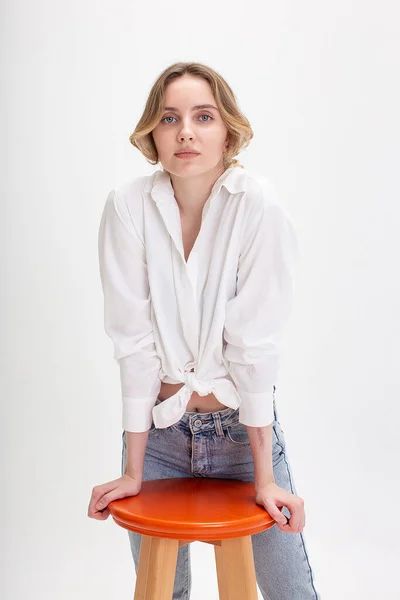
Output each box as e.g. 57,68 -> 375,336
237,389 -> 274,427
122,395 -> 158,432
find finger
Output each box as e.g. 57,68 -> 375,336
279,516 -> 301,534
87,503 -> 110,519
91,480 -> 119,501
285,501 -> 303,532
89,482 -> 118,513
274,509 -> 304,534
95,496 -> 109,511
296,501 -> 306,532
88,489 -> 112,516
265,503 -> 288,526
95,508 -> 110,520
288,504 -> 306,534
88,487 -> 106,514
95,490 -> 122,511
95,481 -> 136,511
92,509 -> 110,521
288,512 -> 301,532
274,517 -> 293,533
300,509 -> 306,531
270,490 -> 301,528
273,508 -> 297,534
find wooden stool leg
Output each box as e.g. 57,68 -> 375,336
214,541 -> 229,600
214,536 -> 258,600
134,535 -> 152,599
134,535 -> 179,600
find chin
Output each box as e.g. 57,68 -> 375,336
165,161 -> 204,176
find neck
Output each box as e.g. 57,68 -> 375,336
168,164 -> 227,218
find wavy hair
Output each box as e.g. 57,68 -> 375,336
129,62 -> 253,171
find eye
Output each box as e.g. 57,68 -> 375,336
161,116 -> 177,124
161,114 -> 214,124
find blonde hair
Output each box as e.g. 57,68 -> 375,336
129,62 -> 253,171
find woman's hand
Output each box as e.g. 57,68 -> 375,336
87,474 -> 142,521
255,482 -> 305,534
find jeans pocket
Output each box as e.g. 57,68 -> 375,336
225,422 -> 251,445
225,420 -> 286,451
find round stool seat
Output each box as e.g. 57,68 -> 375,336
109,477 -> 274,541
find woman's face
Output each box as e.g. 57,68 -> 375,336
152,75 -> 229,177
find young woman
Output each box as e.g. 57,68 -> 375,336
88,62 -> 320,600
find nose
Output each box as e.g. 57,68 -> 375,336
179,133 -> 194,141
178,118 -> 196,141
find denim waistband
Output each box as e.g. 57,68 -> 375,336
154,397 -> 239,430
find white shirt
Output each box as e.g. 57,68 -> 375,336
98,165 -> 299,432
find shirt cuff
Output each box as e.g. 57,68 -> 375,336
122,395 -> 158,432
237,389 -> 275,427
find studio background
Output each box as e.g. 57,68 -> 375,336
2,1 -> 399,598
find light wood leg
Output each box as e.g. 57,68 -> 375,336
214,541 -> 229,600
214,536 -> 258,600
134,535 -> 179,599
134,535 -> 152,600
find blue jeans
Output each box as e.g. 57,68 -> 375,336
121,387 -> 320,600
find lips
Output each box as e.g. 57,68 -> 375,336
175,151 -> 200,155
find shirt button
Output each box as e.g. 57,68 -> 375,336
194,419 -> 202,427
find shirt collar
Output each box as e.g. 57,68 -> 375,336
145,165 -> 248,206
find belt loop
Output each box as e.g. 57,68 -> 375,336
212,412 -> 224,437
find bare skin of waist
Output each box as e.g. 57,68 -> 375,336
158,369 -> 227,413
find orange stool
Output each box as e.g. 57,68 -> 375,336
108,477 -> 275,599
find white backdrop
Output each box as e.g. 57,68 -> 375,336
2,1 -> 400,598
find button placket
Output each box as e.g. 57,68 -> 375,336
186,250 -> 198,295
173,255 -> 199,359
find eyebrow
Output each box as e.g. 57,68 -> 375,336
163,104 -> 219,112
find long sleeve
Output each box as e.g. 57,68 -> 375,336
222,187 -> 299,427
98,189 -> 162,432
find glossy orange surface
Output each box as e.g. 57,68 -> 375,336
108,478 -> 275,541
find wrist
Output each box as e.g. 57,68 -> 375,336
255,476 -> 275,492
124,467 -> 143,484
